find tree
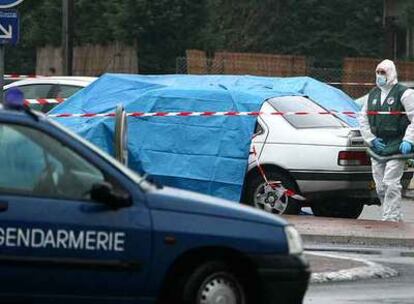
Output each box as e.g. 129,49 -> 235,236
5,0 -> 385,74
104,0 -> 207,73
200,0 -> 384,65
5,0 -> 59,73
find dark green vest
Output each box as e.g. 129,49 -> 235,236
367,83 -> 409,156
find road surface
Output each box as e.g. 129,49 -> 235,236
304,249 -> 414,304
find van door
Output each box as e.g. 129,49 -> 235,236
0,122 -> 152,302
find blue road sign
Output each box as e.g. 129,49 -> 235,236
0,10 -> 19,45
0,0 -> 23,9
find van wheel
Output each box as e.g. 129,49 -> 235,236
311,199 -> 364,219
243,170 -> 301,215
181,261 -> 248,304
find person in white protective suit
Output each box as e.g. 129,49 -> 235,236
359,59 -> 414,221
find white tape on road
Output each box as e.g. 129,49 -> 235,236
306,251 -> 399,283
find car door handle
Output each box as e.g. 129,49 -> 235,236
0,201 -> 9,212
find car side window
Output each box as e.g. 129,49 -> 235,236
12,84 -> 55,99
0,123 -> 107,201
4,85 -> 56,113
254,121 -> 264,135
52,85 -> 83,99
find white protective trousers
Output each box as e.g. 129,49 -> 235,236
371,158 -> 405,221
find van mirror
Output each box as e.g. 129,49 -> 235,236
90,181 -> 132,209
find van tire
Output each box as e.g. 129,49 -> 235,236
243,170 -> 301,215
181,261 -> 249,304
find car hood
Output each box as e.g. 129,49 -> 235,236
145,186 -> 287,227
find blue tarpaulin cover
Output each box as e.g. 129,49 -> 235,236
49,74 -> 359,202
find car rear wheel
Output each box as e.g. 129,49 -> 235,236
181,261 -> 248,304
243,170 -> 301,215
311,198 -> 364,219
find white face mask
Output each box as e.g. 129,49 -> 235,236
376,74 -> 387,87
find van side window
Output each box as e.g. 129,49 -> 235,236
0,123 -> 107,201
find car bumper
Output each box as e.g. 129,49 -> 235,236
250,254 -> 310,304
292,171 -> 413,202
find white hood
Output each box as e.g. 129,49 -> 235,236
376,59 -> 398,93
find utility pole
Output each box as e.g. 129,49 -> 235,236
62,0 -> 73,75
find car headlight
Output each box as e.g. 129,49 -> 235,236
284,226 -> 303,255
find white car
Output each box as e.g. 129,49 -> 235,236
242,95 -> 413,218
4,76 -> 97,112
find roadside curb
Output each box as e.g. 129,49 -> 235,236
307,251 -> 399,284
284,215 -> 414,249
302,234 -> 414,249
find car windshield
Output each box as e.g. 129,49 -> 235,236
268,96 -> 345,129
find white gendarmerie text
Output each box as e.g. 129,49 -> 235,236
0,228 -> 126,252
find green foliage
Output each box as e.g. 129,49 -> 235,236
6,0 -> 385,73
201,0 -> 384,65
5,0 -> 57,73
400,2 -> 414,29
103,0 -> 207,72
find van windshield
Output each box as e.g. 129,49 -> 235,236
268,96 -> 345,128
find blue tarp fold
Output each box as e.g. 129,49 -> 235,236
50,74 -> 358,202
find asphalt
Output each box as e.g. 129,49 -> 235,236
304,251 -> 398,283
306,253 -> 364,273
282,197 -> 414,283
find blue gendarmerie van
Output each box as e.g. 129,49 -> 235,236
0,104 -> 309,303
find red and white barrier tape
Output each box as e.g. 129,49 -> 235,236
251,145 -> 270,185
4,76 -> 374,86
47,111 -> 407,118
24,98 -> 66,106
250,144 -> 304,200
329,82 -> 375,86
